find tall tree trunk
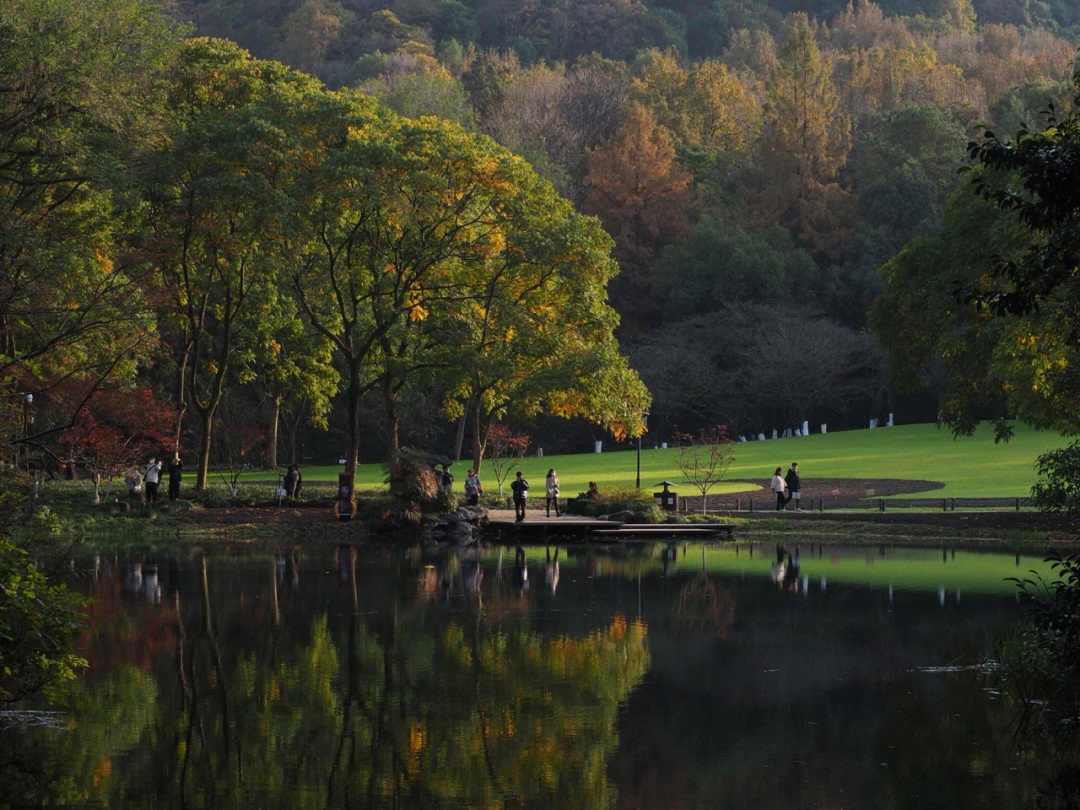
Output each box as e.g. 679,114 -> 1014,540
471,407 -> 489,475
346,375 -> 361,478
383,374 -> 399,453
453,397 -> 472,461
196,407 -> 215,490
265,393 -> 280,469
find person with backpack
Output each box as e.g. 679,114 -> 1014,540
464,468 -> 483,506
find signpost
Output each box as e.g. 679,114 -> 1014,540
335,473 -> 356,521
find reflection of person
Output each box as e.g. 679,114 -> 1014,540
770,467 -> 787,511
168,452 -> 183,500
514,545 -> 529,590
770,544 -> 801,590
464,468 -> 483,506
545,547 -> 560,593
144,457 -> 162,503
545,469 -> 561,517
510,471 -> 529,522
785,462 -> 802,511
284,465 -> 300,498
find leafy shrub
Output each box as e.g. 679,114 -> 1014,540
1031,441 -> 1080,515
1002,555 -> 1080,732
0,471 -> 86,703
564,486 -> 664,523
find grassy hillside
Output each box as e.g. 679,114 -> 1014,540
240,422 -> 1068,499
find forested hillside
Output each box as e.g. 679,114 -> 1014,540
4,0 -> 1077,482
175,0 -> 1077,438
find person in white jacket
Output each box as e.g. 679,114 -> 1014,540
545,469 -> 561,517
770,467 -> 788,511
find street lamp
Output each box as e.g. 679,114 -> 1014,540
635,412 -> 649,490
22,392 -> 33,473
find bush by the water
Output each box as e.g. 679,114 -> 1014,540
384,448 -> 456,520
564,486 -> 664,523
999,555 -> 1080,742
1031,441 -> 1080,515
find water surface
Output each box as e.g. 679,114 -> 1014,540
1,541 -> 1062,808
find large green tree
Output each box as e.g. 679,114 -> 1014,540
146,39 -> 321,487
0,0 -> 179,460
873,71 -> 1080,437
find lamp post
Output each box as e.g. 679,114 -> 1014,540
21,392 -> 33,473
635,412 -> 649,490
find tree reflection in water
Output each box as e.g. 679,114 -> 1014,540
1,547 -> 649,809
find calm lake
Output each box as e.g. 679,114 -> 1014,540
0,540 -> 1064,809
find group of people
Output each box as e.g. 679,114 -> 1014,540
509,469 -> 563,522
461,467 -> 564,522
126,453 -> 185,503
770,462 -> 802,511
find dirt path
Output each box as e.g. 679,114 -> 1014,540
689,478 -> 945,510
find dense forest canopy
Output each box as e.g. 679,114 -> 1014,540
170,0 -> 1077,440
3,0 -> 1078,480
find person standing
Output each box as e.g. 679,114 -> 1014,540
439,463 -> 454,493
770,467 -> 787,511
510,471 -> 529,522
464,468 -> 483,506
785,462 -> 802,511
144,457 -> 163,503
545,469 -> 561,517
125,465 -> 143,506
284,464 -> 300,499
167,452 -> 184,500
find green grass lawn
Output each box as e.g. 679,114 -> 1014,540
236,422 -> 1069,499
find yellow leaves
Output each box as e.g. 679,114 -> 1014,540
92,757 -> 112,787
408,304 -> 428,322
609,614 -> 627,642
95,250 -> 114,274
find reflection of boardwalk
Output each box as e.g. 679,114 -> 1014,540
485,510 -> 733,542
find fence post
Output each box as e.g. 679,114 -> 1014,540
735,497 -> 740,511
818,498 -> 823,512
943,498 -> 947,511
950,498 -> 955,511
749,498 -> 753,513
879,498 -> 885,512
1015,497 -> 1020,511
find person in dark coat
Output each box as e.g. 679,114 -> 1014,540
510,471 -> 529,522
785,462 -> 802,511
167,452 -> 184,500
284,464 -> 301,498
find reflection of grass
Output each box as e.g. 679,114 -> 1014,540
234,422 -> 1066,498
471,543 -> 1056,594
662,545 -> 1056,595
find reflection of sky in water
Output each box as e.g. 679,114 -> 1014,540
0,543 -> 1062,810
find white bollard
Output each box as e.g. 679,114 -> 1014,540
887,412 -> 894,427
821,423 -> 827,434
772,428 -> 778,439
594,440 -> 602,453
803,420 -> 809,435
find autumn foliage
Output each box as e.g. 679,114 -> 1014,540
51,384 -> 177,500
